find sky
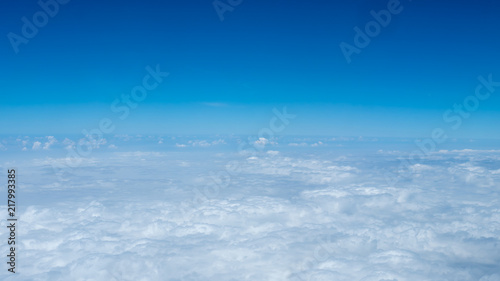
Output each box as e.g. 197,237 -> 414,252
1,2 -> 500,280
1,0 -> 500,137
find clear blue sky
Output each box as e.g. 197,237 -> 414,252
1,0 -> 500,138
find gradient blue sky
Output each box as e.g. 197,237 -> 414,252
1,0 -> 500,137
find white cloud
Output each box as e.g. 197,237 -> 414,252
211,139 -> 226,145
190,140 -> 211,147
32,141 -> 42,150
254,137 -> 269,146
43,136 -> 57,150
176,139 -> 227,148
289,142 -> 307,147
267,150 -> 279,156
1,140 -> 499,280
253,137 -> 277,148
311,141 -> 324,147
62,138 -> 75,150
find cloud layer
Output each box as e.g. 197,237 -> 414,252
0,138 -> 499,280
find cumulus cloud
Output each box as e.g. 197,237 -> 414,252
288,142 -> 307,147
267,150 -> 279,156
311,141 -> 324,147
21,139 -> 29,150
176,139 -> 227,148
62,138 -> 75,150
254,137 -> 269,146
1,139 -> 499,280
32,141 -> 42,150
43,136 -> 57,150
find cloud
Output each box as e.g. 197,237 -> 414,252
43,136 -> 57,150
254,137 -> 269,146
267,150 -> 279,156
1,140 -> 499,280
176,139 -> 227,148
62,138 -> 75,150
191,140 -> 211,147
289,142 -> 307,147
253,137 -> 277,148
80,136 -> 107,149
32,141 -> 42,150
311,141 -> 324,147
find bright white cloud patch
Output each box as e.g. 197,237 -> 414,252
31,141 -> 42,150
0,137 -> 499,280
43,136 -> 57,150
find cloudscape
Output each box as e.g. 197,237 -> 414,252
1,0 -> 499,280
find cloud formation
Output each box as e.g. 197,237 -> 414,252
0,138 -> 499,280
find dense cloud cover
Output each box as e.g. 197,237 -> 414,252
0,136 -> 499,280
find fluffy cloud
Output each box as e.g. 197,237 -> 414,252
32,141 -> 42,150
175,139 -> 227,148
43,136 -> 57,150
62,138 -> 75,150
0,139 -> 499,280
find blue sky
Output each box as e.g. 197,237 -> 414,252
1,2 -> 500,279
1,0 -> 500,137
